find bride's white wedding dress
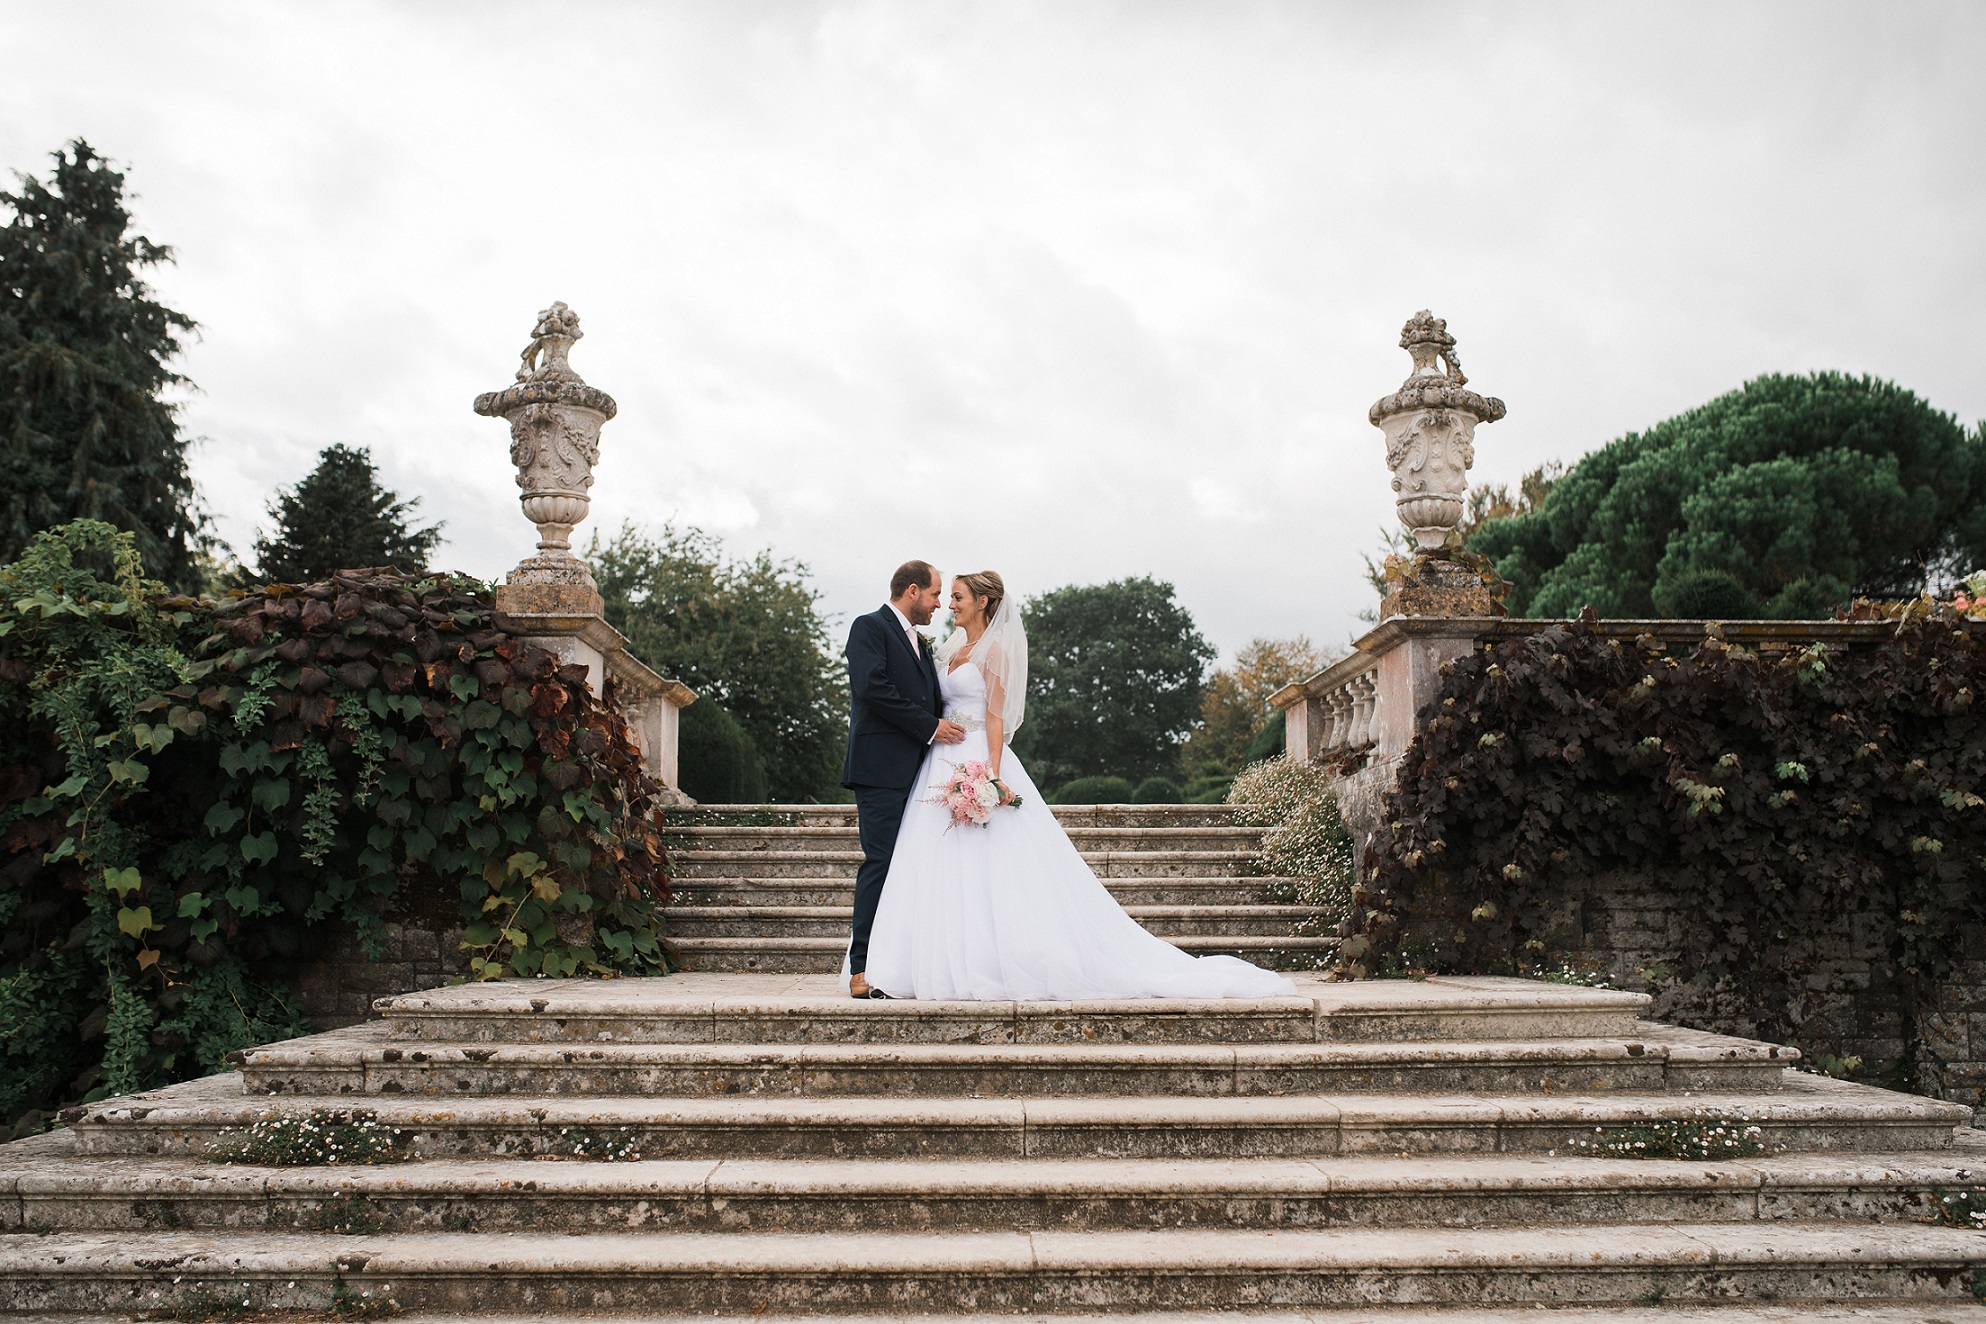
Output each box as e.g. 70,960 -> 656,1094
862,660 -> 1296,1001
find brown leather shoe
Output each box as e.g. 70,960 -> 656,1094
849,974 -> 894,1001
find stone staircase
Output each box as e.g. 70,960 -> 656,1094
2,966 -> 1983,1318
664,803 -> 1336,973
1,802 -> 1982,1319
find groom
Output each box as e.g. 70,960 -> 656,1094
841,560 -> 966,999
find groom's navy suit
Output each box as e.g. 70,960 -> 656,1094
841,605 -> 944,975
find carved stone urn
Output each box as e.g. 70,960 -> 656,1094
1369,310 -> 1506,551
474,301 -> 617,591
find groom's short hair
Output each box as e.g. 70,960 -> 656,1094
890,560 -> 938,599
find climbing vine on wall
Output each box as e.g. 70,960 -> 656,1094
1341,608 -> 1986,1060
0,522 -> 671,1132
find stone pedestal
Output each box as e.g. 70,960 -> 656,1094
1380,555 -> 1504,620
477,304 -> 697,803
493,582 -> 616,694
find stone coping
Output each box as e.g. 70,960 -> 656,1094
1273,616 -> 1986,708
280,1311 -> 1986,1324
6,1221 -> 1980,1278
34,1308 -> 1986,1324
373,973 -> 1651,1020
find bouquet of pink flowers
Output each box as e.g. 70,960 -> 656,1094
927,760 -> 1023,829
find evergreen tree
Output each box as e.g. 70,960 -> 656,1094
1474,373 -> 1986,618
252,444 -> 443,582
0,140 -> 201,587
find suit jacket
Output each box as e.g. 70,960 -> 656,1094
841,605 -> 943,790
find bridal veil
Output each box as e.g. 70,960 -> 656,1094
938,591 -> 1028,741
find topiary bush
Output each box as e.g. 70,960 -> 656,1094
1131,777 -> 1183,804
1341,607 -> 1986,1079
1049,775 -> 1137,804
0,522 -> 672,1133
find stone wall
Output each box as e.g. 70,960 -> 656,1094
1433,865 -> 1986,1116
292,923 -> 468,1030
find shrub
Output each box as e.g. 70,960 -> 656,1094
1228,756 -> 1354,928
1341,608 -> 1986,1075
1184,765 -> 1235,803
1241,710 -> 1286,765
676,695 -> 767,803
0,522 -> 672,1130
1131,777 -> 1183,804
1050,775 -> 1137,804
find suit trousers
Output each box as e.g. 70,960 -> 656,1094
847,782 -> 913,975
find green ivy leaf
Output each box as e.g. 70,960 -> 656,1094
176,891 -> 206,917
204,802 -> 245,834
103,866 -> 143,897
116,905 -> 155,938
240,833 -> 279,866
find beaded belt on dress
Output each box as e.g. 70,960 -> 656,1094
943,708 -> 985,730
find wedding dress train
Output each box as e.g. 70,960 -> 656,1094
862,661 -> 1296,1001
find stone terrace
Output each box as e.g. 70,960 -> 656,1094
1,970 -> 1982,1320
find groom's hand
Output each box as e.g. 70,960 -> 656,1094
933,720 -> 967,745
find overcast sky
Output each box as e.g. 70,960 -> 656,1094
3,2 -> 1981,660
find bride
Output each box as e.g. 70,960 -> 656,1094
862,571 -> 1295,1001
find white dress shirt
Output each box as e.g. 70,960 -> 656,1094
886,603 -> 937,744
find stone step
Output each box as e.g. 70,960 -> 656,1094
179,1309 -> 1986,1324
9,1147 -> 1975,1235
670,849 -> 1261,879
5,1223 -> 1981,1315
662,904 -> 1323,940
67,1074 -> 1967,1160
681,804 -> 1251,829
234,1026 -> 1795,1098
667,824 -> 1269,853
668,935 -> 1334,973
669,876 -> 1292,908
373,975 -> 1654,1045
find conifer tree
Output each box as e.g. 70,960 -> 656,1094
0,140 -> 201,586
252,444 -> 443,582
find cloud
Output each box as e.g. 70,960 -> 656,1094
2,0 -> 1980,658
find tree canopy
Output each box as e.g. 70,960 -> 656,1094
251,443 -> 442,582
591,523 -> 842,802
1472,373 -> 1986,618
1013,576 -> 1214,788
1183,635 -> 1330,779
0,140 -> 201,588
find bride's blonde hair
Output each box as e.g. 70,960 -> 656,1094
956,571 -> 1005,623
